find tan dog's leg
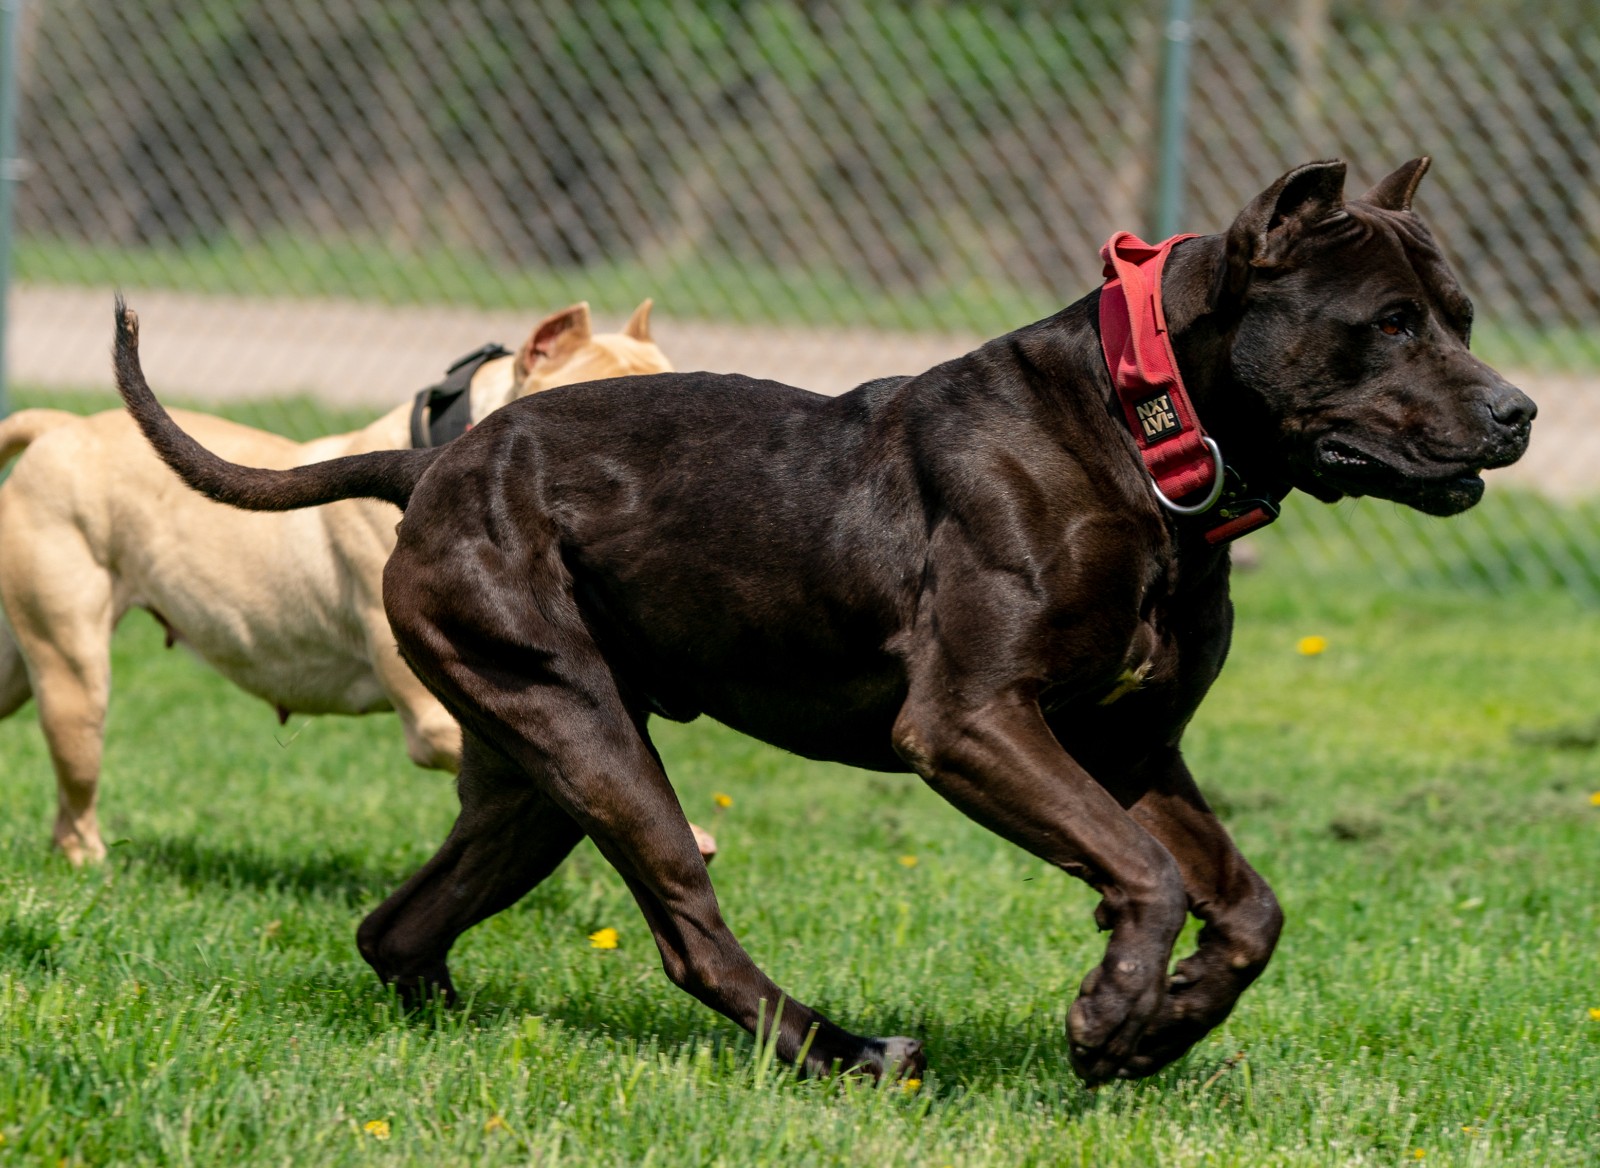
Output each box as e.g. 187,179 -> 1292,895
364,614 -> 461,773
0,530 -> 115,865
37,650 -> 111,866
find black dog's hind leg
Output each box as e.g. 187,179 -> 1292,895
1118,750 -> 1283,1078
357,731 -> 586,1003
591,780 -> 923,1080
495,684 -> 920,1079
378,550 -> 924,1080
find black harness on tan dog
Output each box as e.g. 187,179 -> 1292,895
408,343 -> 511,448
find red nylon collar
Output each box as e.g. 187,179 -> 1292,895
1097,231 -> 1276,545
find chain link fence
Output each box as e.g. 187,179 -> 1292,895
5,0 -> 1599,595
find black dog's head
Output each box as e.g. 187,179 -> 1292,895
1206,158 -> 1534,516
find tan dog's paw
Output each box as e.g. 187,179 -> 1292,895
55,829 -> 108,867
690,822 -> 718,864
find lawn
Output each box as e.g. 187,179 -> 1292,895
0,488 -> 1597,1163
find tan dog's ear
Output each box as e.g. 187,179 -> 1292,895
514,303 -> 593,379
622,299 -> 654,342
620,297 -> 652,339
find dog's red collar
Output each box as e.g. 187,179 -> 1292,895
1098,231 -> 1278,546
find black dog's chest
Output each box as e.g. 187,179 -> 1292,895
1034,567 -> 1226,761
1044,624 -> 1172,711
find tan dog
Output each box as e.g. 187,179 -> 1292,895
0,300 -> 716,864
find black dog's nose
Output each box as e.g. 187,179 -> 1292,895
1485,383 -> 1536,429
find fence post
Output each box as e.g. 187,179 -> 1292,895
1152,0 -> 1195,239
0,0 -> 24,419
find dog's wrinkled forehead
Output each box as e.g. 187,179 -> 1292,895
1307,202 -> 1475,340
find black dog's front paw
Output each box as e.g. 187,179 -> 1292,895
1065,961 -> 1169,1084
356,913 -> 458,1009
1075,963 -> 1249,1083
358,929 -> 458,1009
384,962 -> 458,1010
1110,969 -> 1245,1080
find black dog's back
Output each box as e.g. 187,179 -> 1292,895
413,369 -> 931,766
853,374 -> 913,395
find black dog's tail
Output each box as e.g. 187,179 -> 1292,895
113,296 -> 438,511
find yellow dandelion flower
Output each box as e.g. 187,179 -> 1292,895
363,1119 -> 391,1140
898,855 -> 919,868
484,1115 -> 508,1134
588,927 -> 619,950
1462,1126 -> 1476,1135
902,1077 -> 922,1092
1589,791 -> 1600,806
1588,1007 -> 1600,1022
1297,635 -> 1328,656
1411,1150 -> 1425,1160
713,793 -> 733,809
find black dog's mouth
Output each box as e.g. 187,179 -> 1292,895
1309,437 -> 1486,516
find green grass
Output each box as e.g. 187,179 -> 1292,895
0,423 -> 1598,1163
6,388 -> 382,446
15,233 -> 1049,339
18,233 -> 1600,371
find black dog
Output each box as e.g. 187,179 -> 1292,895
113,159 -> 1532,1085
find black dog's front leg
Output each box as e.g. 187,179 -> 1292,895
893,691 -> 1190,1085
1117,748 -> 1283,1078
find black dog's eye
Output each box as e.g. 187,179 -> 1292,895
1376,312 -> 1410,337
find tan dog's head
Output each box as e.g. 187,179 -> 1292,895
510,300 -> 672,397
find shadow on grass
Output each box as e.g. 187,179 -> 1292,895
267,958 -> 1206,1114
498,990 -> 1193,1110
347,965 -> 1184,1109
127,834 -> 1207,1104
124,834 -> 412,906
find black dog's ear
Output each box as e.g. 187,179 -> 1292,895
1360,156 -> 1431,211
1211,160 -> 1348,309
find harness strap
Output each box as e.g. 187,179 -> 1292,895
409,343 -> 511,449
1098,231 -> 1278,545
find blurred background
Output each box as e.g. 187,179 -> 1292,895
2,0 -> 1598,594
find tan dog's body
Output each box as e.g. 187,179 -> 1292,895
0,303 -> 689,864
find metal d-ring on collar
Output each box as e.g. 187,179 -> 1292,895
1149,435 -> 1225,515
